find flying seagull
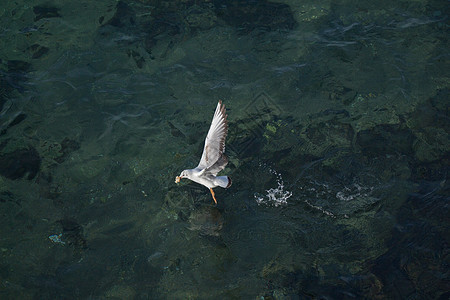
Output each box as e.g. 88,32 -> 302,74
175,100 -> 231,204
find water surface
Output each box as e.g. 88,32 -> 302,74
0,0 -> 448,298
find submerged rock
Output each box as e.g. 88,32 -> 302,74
188,206 -> 223,237
57,218 -> 87,250
0,113 -> 27,136
214,0 -> 297,33
356,124 -> 414,157
33,5 -> 61,22
0,147 -> 41,180
29,44 -> 49,59
104,285 -> 135,299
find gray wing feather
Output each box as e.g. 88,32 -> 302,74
204,154 -> 228,176
196,100 -> 228,175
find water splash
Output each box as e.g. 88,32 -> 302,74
254,166 -> 292,207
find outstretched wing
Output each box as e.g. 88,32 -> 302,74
196,100 -> 228,174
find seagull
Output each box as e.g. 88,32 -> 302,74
175,100 -> 231,204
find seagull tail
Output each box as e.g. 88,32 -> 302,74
215,176 -> 232,188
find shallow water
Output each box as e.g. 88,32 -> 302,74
0,0 -> 448,298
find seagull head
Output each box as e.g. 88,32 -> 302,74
180,169 -> 190,178
175,169 -> 192,183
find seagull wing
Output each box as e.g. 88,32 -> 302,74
196,100 -> 228,175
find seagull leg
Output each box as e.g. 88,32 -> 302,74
209,188 -> 217,204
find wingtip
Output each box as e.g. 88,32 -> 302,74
216,99 -> 225,113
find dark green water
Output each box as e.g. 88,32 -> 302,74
0,0 -> 448,299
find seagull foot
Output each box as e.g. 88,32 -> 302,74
209,188 -> 217,204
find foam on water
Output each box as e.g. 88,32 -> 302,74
303,180 -> 377,218
304,199 -> 337,218
335,183 -> 374,201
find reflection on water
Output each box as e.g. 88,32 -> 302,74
0,0 -> 448,298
